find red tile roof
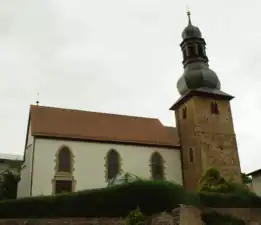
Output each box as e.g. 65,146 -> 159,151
29,105 -> 180,148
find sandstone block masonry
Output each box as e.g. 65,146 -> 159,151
0,205 -> 260,225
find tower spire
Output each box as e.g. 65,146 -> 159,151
177,12 -> 221,96
186,5 -> 192,25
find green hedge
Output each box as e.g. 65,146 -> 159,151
201,211 -> 245,225
0,181 -> 198,218
1,180 -> 261,218
199,191 -> 261,208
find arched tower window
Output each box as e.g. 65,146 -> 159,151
211,102 -> 220,115
58,146 -> 72,173
106,149 -> 121,180
151,152 -> 165,180
182,107 -> 187,119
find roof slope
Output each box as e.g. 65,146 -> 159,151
247,168 -> 261,176
29,105 -> 179,147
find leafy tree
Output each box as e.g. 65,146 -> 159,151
0,169 -> 20,200
241,173 -> 252,185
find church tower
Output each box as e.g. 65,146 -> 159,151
170,12 -> 242,190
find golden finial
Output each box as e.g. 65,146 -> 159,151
186,5 -> 192,25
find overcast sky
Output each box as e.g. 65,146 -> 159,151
0,0 -> 260,173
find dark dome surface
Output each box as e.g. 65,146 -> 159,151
182,24 -> 202,39
177,63 -> 221,95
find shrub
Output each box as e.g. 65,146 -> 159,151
201,211 -> 245,225
126,207 -> 145,225
0,180 -> 195,218
198,168 -> 228,193
198,168 -> 261,208
241,173 -> 252,185
199,191 -> 261,208
0,170 -> 20,200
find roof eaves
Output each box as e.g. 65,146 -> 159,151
32,132 -> 180,149
247,168 -> 261,176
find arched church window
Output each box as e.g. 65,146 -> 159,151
106,149 -> 120,180
151,152 -> 164,180
58,147 -> 72,173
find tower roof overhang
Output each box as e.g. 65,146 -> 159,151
169,88 -> 234,111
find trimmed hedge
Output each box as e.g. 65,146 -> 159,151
199,180 -> 261,208
200,190 -> 261,208
1,180 -> 261,218
0,181 -> 198,218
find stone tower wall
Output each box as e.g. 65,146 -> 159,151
175,95 -> 242,190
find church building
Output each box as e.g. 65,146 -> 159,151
17,12 -> 242,198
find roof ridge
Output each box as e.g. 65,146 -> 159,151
30,104 -> 159,121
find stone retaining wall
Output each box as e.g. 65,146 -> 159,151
205,208 -> 261,224
0,218 -> 126,225
0,206 -> 260,225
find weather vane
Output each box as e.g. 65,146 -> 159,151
36,93 -> 39,106
186,5 -> 192,24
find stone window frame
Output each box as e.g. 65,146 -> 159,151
149,151 -> 166,180
104,149 -> 122,182
54,145 -> 75,175
52,176 -> 76,195
52,145 -> 76,195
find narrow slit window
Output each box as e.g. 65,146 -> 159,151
189,148 -> 194,163
182,107 -> 187,119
